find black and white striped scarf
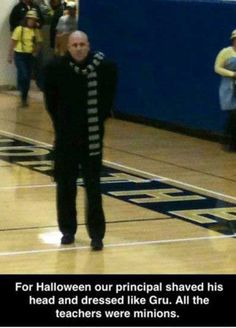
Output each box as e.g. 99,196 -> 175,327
69,52 -> 105,157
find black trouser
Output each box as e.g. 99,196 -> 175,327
56,153 -> 105,240
224,110 -> 236,150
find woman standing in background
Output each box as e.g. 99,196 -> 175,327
215,29 -> 236,151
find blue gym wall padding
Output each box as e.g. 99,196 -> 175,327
79,0 -> 236,134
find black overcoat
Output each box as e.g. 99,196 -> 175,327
43,52 -> 117,178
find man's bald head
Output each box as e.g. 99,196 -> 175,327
68,31 -> 90,62
69,31 -> 89,44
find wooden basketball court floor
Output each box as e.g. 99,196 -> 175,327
0,88 -> 236,274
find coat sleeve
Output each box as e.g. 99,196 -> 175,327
102,61 -> 118,120
43,60 -> 60,129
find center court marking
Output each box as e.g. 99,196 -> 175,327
1,130 -> 236,236
0,234 -> 235,257
0,129 -> 236,201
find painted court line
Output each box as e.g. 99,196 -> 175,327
0,234 -> 235,257
1,130 -> 236,203
105,162 -> 236,202
0,130 -> 52,148
0,184 -> 56,190
0,180 -> 142,190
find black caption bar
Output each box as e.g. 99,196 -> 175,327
0,274 -> 235,326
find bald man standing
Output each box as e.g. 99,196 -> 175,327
43,31 -> 117,250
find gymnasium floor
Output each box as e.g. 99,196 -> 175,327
0,87 -> 235,274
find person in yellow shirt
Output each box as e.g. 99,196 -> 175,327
8,10 -> 43,107
214,29 -> 236,151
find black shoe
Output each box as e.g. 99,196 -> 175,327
61,234 -> 75,245
20,97 -> 29,107
91,239 -> 103,251
223,144 -> 236,153
17,100 -> 28,109
228,145 -> 236,152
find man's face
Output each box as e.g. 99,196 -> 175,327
68,33 -> 90,62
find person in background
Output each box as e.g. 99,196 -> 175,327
43,31 -> 117,250
49,0 -> 65,49
8,10 -> 43,107
33,0 -> 52,24
215,29 -> 236,151
9,0 -> 44,32
55,1 -> 78,56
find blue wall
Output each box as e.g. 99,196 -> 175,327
79,0 -> 236,134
